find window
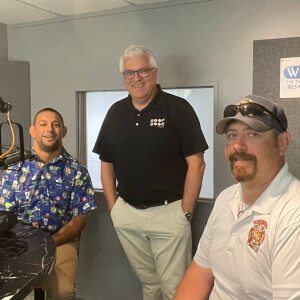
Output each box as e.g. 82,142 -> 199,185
78,87 -> 214,199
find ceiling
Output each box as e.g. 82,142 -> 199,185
0,0 -> 207,28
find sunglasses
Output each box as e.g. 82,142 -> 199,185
223,102 -> 286,132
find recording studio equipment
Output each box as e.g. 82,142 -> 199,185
0,97 -> 30,169
0,149 -> 32,169
0,96 -> 12,113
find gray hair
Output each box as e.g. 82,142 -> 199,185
119,45 -> 158,72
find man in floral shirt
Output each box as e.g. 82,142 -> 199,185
0,108 -> 96,299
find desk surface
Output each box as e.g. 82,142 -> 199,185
0,223 -> 56,300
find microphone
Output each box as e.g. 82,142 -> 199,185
0,149 -> 32,169
0,96 -> 12,113
0,211 -> 17,233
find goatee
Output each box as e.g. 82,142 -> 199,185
229,151 -> 257,182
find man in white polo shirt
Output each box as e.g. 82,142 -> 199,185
174,95 -> 300,300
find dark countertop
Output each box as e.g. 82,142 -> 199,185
0,223 -> 56,300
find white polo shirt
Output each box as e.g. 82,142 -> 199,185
194,163 -> 300,300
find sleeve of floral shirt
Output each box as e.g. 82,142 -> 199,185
0,169 -> 18,213
69,167 -> 96,217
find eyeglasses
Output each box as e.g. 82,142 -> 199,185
223,102 -> 286,132
122,68 -> 155,79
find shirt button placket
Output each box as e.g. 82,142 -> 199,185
136,113 -> 140,127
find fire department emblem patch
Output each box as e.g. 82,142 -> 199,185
247,219 -> 268,253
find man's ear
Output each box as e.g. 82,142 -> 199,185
278,132 -> 290,156
29,125 -> 35,138
62,126 -> 67,138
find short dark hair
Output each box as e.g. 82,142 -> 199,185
33,108 -> 64,126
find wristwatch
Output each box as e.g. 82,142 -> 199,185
184,211 -> 193,222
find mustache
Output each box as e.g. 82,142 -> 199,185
229,151 -> 257,163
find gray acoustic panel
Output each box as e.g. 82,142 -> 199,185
0,23 -> 8,59
0,23 -> 7,59
0,60 -> 31,151
253,38 -> 300,179
0,25 -> 30,180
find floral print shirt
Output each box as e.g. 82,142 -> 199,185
0,148 -> 96,233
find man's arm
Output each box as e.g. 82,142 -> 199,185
174,261 -> 214,300
272,203 -> 300,299
101,161 -> 117,211
181,152 -> 206,213
52,213 -> 88,246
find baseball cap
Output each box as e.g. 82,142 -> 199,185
216,95 -> 288,134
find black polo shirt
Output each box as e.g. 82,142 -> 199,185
93,85 -> 208,206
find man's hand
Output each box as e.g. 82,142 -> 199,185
52,213 -> 88,246
101,161 -> 117,211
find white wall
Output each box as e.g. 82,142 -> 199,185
7,0 -> 300,194
86,87 -> 214,198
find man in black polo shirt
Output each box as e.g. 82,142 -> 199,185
93,45 -> 208,300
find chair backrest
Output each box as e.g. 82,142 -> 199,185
34,288 -> 45,300
191,200 -> 215,255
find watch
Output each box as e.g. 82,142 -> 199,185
184,211 -> 193,222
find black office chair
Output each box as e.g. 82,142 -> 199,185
34,288 -> 45,300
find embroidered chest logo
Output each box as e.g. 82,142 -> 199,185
247,219 -> 268,253
150,118 -> 165,128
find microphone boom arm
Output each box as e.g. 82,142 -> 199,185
0,120 -> 26,167
0,96 -> 12,113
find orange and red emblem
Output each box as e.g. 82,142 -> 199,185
247,219 -> 268,253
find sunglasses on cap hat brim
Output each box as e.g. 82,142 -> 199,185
223,102 -> 286,132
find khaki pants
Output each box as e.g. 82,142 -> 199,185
111,197 -> 192,300
40,239 -> 79,300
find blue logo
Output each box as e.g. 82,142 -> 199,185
283,66 -> 300,78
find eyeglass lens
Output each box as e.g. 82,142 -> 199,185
122,68 -> 152,79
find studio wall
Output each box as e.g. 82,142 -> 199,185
0,23 -> 8,59
7,0 -> 300,195
0,23 -> 30,155
253,37 -> 300,179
